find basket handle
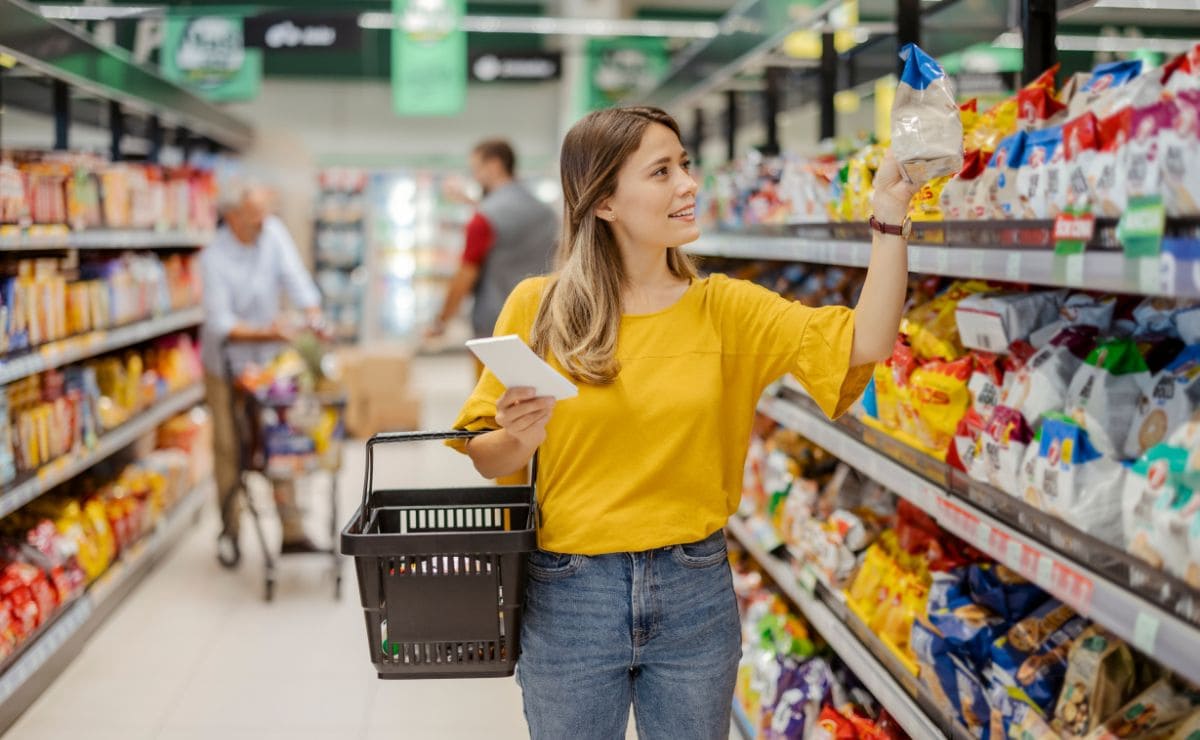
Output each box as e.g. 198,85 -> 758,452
359,430 -> 540,530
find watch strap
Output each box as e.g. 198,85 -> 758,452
869,215 -> 906,236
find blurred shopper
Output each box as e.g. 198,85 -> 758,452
427,139 -> 558,343
450,108 -> 918,739
201,183 -> 326,561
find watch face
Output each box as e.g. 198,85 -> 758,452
901,218 -> 913,239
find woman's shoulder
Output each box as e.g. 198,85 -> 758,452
511,275 -> 551,304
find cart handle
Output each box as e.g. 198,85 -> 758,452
359,430 -> 540,531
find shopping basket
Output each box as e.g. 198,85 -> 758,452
341,430 -> 537,679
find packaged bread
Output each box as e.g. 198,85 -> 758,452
987,599 -> 1087,720
1125,345 -> 1200,459
1083,678 -> 1199,739
1003,326 -> 1101,431
1162,91 -> 1200,217
1053,626 -> 1141,738
892,43 -> 964,185
1064,338 -> 1156,459
1024,415 -> 1126,541
956,290 -> 1065,354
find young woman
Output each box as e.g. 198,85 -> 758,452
451,106 -> 917,739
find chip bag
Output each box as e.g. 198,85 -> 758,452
966,563 -> 1047,622
1019,85 -> 1068,131
987,131 -> 1028,219
1023,415 -> 1126,541
1084,678 -> 1200,739
973,405 -> 1037,496
1065,338 -> 1156,458
1003,326 -> 1101,431
902,281 -> 992,361
956,290 -> 1064,354
1161,91 -> 1200,217
1053,626 -> 1141,739
892,43 -> 964,184
1067,60 -> 1145,119
940,150 -> 991,221
1017,126 -> 1065,219
1091,107 -> 1135,217
1125,344 -> 1200,459
909,356 -> 974,457
988,600 -> 1088,720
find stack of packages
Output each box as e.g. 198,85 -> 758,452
0,414 -> 203,663
830,43 -> 1200,223
696,151 -> 843,230
0,334 -> 203,486
0,154 -> 217,234
856,277 -> 1200,588
731,551 -> 910,739
0,252 -> 202,354
911,558 -> 1200,739
744,422 -> 1200,739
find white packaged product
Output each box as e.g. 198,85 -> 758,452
1064,338 -> 1155,459
1124,102 -> 1174,203
956,290 -> 1064,354
1125,345 -> 1200,459
1016,127 -> 1063,219
892,43 -> 964,185
1161,91 -> 1200,217
1066,60 -> 1145,120
1028,294 -> 1116,349
1024,416 -> 1125,541
1002,326 -> 1100,431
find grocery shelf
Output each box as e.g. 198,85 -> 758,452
0,0 -> 252,150
688,226 -> 1200,298
0,306 -> 204,387
757,391 -> 1200,685
725,515 -> 959,740
0,478 -> 212,733
0,230 -> 213,252
0,383 -> 205,520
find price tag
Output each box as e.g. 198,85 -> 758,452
969,250 -> 985,276
975,521 -> 992,549
1065,254 -> 1085,286
797,565 -> 818,594
1133,612 -> 1160,655
1005,252 -> 1022,281
1037,555 -> 1054,588
1005,540 -> 1023,571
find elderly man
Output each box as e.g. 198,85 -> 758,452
201,184 -> 324,561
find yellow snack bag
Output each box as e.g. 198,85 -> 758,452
908,356 -> 974,457
910,175 -> 951,221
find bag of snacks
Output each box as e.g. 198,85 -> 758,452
1017,126 -> 1065,219
940,150 -> 991,221
1125,345 -> 1200,459
1024,415 -> 1126,540
1004,326 -> 1101,431
956,290 -> 1064,354
1065,338 -> 1156,458
1083,678 -> 1200,739
1067,60 -> 1145,119
1161,90 -> 1200,217
988,600 -> 1088,720
1053,626 -> 1141,738
892,43 -> 964,184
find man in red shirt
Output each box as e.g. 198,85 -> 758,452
427,140 -> 558,357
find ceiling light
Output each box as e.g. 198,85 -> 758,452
39,5 -> 163,20
993,30 -> 1197,53
1091,0 -> 1200,10
357,12 -> 719,39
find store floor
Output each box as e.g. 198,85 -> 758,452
8,354 -> 729,740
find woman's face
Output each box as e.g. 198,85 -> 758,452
598,123 -> 699,251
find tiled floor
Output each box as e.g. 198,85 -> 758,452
7,354 -> 731,739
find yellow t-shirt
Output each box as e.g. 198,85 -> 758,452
450,273 -> 873,555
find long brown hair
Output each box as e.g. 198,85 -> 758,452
529,106 -> 697,385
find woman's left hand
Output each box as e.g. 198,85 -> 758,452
871,153 -> 920,226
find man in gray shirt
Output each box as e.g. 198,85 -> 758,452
201,183 -> 325,561
428,139 -> 558,345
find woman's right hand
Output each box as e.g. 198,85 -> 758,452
495,387 -> 556,450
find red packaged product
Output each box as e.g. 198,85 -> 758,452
816,705 -> 859,739
1018,87 -> 1067,130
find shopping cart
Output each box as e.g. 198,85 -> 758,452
341,431 -> 537,679
216,340 -> 345,602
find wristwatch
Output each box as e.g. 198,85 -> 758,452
869,214 -> 912,239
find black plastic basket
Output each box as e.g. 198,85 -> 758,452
340,431 -> 538,679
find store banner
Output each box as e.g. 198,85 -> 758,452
391,0 -> 467,117
161,15 -> 262,102
585,38 -> 669,112
244,13 -> 362,51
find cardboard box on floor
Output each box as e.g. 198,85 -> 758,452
336,345 -> 422,438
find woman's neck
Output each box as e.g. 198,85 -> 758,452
618,239 -> 679,292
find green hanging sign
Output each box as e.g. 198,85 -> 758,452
161,15 -> 262,102
1119,195 -> 1167,258
391,0 -> 467,117
585,38 -> 669,113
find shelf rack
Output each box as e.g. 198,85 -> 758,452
688,219 -> 1200,298
0,478 -> 213,733
0,383 -> 205,520
726,515 -> 970,740
756,388 -> 1200,686
0,306 -> 203,387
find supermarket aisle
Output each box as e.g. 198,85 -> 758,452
5,354 -> 580,740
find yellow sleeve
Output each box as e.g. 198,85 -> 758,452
445,277 -> 547,453
711,274 -> 873,420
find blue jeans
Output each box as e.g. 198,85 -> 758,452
516,529 -> 742,740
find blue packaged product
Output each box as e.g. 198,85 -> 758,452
989,132 -> 1029,218
966,563 -> 1048,622
987,599 -> 1085,718
893,43 -> 964,184
1082,60 -> 1145,93
928,597 -> 1007,668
